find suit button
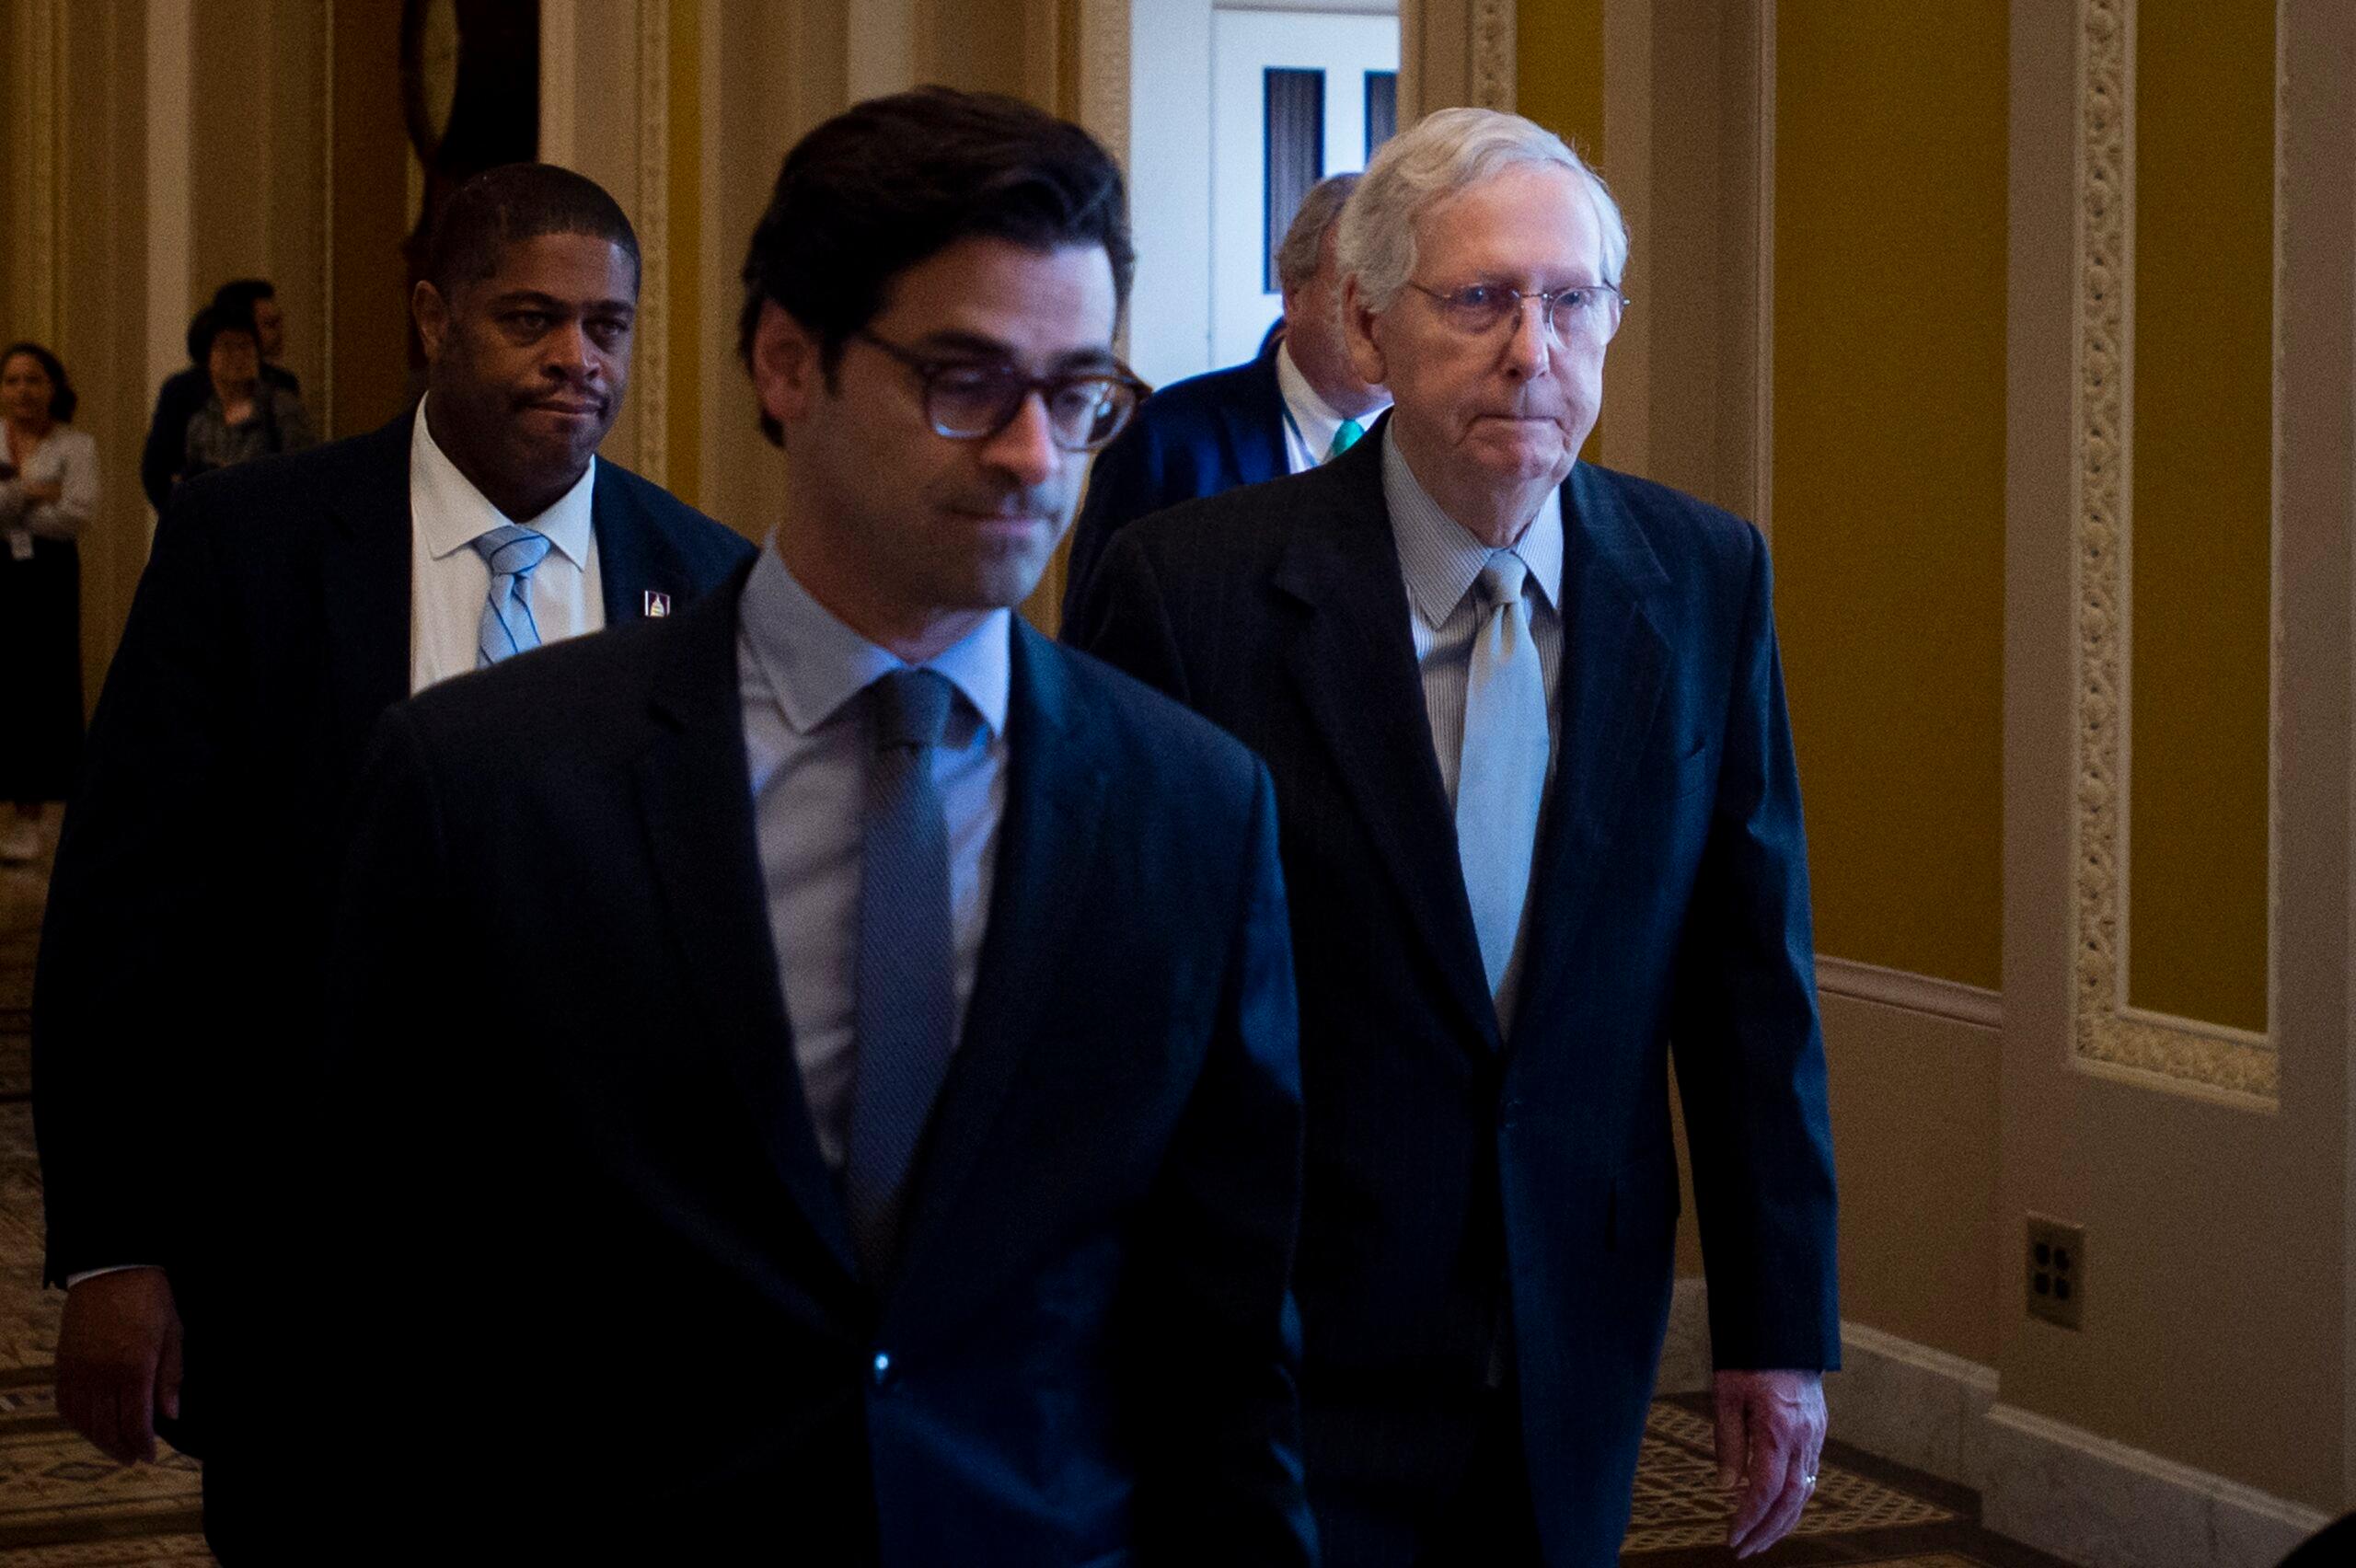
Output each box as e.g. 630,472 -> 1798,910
1498,1098 -> 1521,1132
871,1350 -> 898,1388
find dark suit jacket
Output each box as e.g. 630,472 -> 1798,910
1058,342 -> 1287,627
1073,430 -> 1840,1567
32,408 -> 752,1462
321,582 -> 1315,1565
139,362 -> 302,512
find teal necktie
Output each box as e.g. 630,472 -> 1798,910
1325,420 -> 1365,462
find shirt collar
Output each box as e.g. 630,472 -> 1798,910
1381,422 -> 1565,629
410,392 -> 598,568
738,541 -> 1012,742
1275,340 -> 1387,463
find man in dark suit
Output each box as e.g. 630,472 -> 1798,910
1058,171 -> 1388,622
323,89 -> 1312,1562
32,164 -> 752,1559
139,279 -> 304,512
1076,107 -> 1839,1567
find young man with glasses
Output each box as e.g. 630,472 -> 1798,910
1075,107 -> 1838,1567
319,88 -> 1313,1563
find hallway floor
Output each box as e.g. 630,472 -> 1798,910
0,810 -> 2078,1565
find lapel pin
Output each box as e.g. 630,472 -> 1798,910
643,590 -> 673,618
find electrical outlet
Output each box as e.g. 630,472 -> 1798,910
2026,1215 -> 2085,1330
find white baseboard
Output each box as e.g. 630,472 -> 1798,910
1981,1403 -> 2330,1568
1660,1283 -> 2334,1567
1828,1320 -> 2000,1491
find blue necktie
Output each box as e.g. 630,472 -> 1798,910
1326,419 -> 1365,461
470,525 -> 553,666
845,668 -> 958,1280
1455,552 -> 1550,1031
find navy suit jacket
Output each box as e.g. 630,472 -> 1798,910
1058,342 -> 1287,627
321,580 -> 1316,1564
32,409 -> 752,1458
1072,427 -> 1839,1567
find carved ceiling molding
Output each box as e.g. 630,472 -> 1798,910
2069,0 -> 2278,1100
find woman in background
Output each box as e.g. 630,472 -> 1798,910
0,341 -> 98,865
179,305 -> 313,482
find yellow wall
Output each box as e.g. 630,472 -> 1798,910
2125,2 -> 2272,1033
330,0 -> 414,440
1771,3 -> 2008,991
1517,0 -> 1603,464
1516,0 -> 1603,166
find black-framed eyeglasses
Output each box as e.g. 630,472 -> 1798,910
854,330 -> 1152,453
1403,281 -> 1629,348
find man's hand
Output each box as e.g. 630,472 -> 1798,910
1713,1368 -> 1826,1559
55,1269 -> 184,1464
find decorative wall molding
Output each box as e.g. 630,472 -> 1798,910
634,0 -> 671,487
1469,0 -> 1514,111
1815,956 -> 2003,1031
2069,0 -> 2279,1099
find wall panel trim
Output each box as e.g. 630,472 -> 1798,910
2068,0 -> 2280,1098
1816,955 -> 2003,1031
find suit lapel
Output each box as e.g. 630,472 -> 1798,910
633,578 -> 860,1280
1511,463 -> 1672,1045
887,623 -> 1109,1315
1217,344 -> 1291,488
318,411 -> 419,772
1276,441 -> 1501,1053
591,462 -> 680,625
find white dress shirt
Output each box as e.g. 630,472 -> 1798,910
0,424 -> 98,546
1383,425 -> 1567,1025
736,545 -> 1012,1171
407,394 -> 605,694
1274,340 -> 1386,474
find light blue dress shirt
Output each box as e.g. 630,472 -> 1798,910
735,546 -> 1012,1171
1383,427 -> 1566,1026
1383,427 -> 1566,801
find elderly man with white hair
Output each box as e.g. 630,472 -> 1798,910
1074,106 -> 1837,1566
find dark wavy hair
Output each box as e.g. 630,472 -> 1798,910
738,86 -> 1135,445
211,278 -> 277,335
185,306 -> 259,369
1,340 -> 76,423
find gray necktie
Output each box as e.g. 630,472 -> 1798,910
1455,552 -> 1550,1025
845,668 -> 958,1280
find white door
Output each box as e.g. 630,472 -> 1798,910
1208,9 -> 1400,371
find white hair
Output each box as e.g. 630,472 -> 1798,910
1334,107 -> 1630,311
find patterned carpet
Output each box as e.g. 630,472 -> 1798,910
0,808 -> 2068,1565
